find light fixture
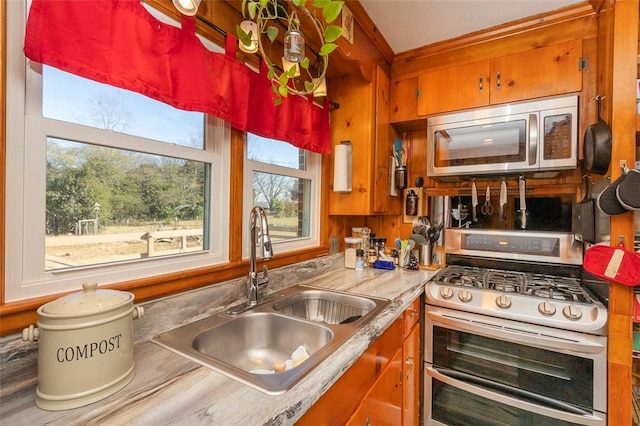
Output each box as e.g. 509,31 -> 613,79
281,56 -> 301,77
313,77 -> 327,97
238,20 -> 259,54
172,0 -> 201,16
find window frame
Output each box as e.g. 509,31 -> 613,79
4,0 -> 230,302
242,134 -> 322,260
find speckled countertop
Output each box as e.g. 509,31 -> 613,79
0,254 -> 434,425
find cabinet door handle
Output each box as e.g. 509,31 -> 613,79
479,75 -> 484,94
496,71 -> 502,91
405,356 -> 414,377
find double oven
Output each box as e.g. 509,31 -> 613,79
424,228 -> 608,425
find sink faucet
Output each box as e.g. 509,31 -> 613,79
247,206 -> 273,306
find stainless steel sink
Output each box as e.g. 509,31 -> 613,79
152,285 -> 389,394
272,288 -> 377,325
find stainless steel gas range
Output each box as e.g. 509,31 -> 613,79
424,229 -> 608,426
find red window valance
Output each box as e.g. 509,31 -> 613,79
23,0 -> 331,154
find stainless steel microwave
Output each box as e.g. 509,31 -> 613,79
427,95 -> 578,178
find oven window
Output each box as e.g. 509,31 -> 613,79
431,378 -> 584,426
433,326 -> 593,411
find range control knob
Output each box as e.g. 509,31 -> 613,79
440,286 -> 454,300
458,289 -> 473,303
538,301 -> 557,316
562,305 -> 582,321
496,294 -> 511,309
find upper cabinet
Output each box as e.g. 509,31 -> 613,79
329,65 -> 400,215
417,60 -> 491,116
393,39 -> 584,121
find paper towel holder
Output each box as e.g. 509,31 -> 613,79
333,141 -> 352,193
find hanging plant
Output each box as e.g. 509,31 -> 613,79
237,0 -> 344,105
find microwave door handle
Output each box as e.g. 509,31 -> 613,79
529,113 -> 538,165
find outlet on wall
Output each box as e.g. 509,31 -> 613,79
329,236 -> 339,254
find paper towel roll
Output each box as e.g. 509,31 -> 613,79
333,143 -> 352,193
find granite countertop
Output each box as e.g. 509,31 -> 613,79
0,254 -> 434,425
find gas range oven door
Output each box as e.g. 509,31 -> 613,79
424,306 -> 607,426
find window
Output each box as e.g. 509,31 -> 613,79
243,133 -> 321,258
5,1 -> 230,301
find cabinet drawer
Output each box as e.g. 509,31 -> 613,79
403,297 -> 421,337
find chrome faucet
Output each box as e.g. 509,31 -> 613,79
247,206 -> 273,306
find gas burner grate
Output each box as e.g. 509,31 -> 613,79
524,274 -> 591,303
435,265 -> 593,304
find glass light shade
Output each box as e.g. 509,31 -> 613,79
281,56 -> 301,77
238,21 -> 259,54
313,78 -> 327,97
172,0 -> 201,16
284,29 -> 305,63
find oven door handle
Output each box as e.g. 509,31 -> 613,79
428,310 -> 606,355
426,366 -> 606,425
434,366 -> 589,415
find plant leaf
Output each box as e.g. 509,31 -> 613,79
274,97 -> 283,106
313,0 -> 330,8
304,80 -> 315,92
267,66 -> 275,80
319,42 -> 338,56
247,1 -> 257,19
278,84 -> 289,97
322,1 -> 344,23
267,26 -> 279,43
236,25 -> 251,45
285,64 -> 297,77
300,57 -> 310,70
291,0 -> 305,6
279,72 -> 290,87
324,25 -> 342,43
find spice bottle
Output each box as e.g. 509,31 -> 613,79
355,249 -> 366,271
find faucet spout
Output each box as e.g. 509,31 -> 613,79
248,206 -> 273,306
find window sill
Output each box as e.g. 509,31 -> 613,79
0,246 -> 330,337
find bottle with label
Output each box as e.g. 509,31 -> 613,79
355,249 -> 366,271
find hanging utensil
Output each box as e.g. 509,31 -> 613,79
499,179 -> 507,221
519,176 -> 527,229
471,180 -> 478,222
481,185 -> 493,216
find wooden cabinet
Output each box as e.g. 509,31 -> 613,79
392,39 -> 584,121
344,298 -> 422,426
417,60 -> 491,116
296,317 -> 403,425
329,65 -> 400,215
489,39 -> 583,105
297,298 -> 422,425
390,77 -> 420,123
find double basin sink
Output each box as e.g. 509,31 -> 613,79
152,285 -> 390,394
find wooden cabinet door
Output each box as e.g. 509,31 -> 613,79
390,77 -> 420,123
329,66 -> 399,216
347,349 -> 403,426
373,65 -> 395,214
417,60 -> 491,116
403,325 -> 420,426
490,39 -> 583,105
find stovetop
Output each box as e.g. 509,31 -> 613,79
433,264 -> 594,304
425,257 -> 608,336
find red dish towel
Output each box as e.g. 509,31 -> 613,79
584,244 -> 640,286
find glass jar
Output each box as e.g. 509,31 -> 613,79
344,237 -> 361,269
284,28 -> 305,63
360,227 -> 371,252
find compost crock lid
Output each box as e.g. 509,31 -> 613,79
41,282 -> 132,315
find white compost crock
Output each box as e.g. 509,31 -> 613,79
22,282 -> 144,411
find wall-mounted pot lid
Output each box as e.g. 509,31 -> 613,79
40,282 -> 133,316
